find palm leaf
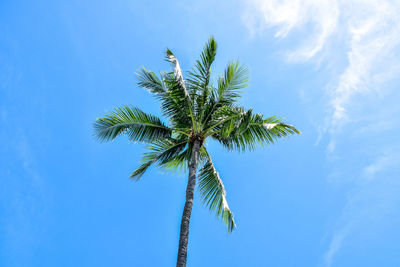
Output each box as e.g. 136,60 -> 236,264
131,138 -> 188,180
217,61 -> 248,104
198,150 -> 235,232
200,62 -> 248,128
186,36 -> 217,122
165,49 -> 197,132
136,67 -> 166,94
94,106 -> 172,142
162,145 -> 209,173
212,112 -> 300,151
166,49 -> 189,97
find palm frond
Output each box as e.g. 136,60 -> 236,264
186,36 -> 217,122
166,49 -> 189,97
203,105 -> 247,134
94,106 -> 172,142
187,36 -> 217,89
198,150 -> 235,232
158,74 -> 192,130
217,61 -> 248,104
131,138 -> 188,180
165,49 -> 197,132
211,111 -> 300,151
136,66 -> 193,132
162,144 -> 209,173
161,145 -> 192,173
200,62 -> 248,127
136,67 -> 166,94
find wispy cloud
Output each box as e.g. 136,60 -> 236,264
242,0 -> 400,265
363,150 -> 400,180
243,0 -> 400,132
324,224 -> 351,267
242,0 -> 339,61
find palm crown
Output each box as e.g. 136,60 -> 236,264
94,37 -> 299,234
95,37 -> 300,266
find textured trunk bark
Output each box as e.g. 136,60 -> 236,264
176,140 -> 201,267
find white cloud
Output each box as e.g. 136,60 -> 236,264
243,0 -> 400,132
331,0 -> 400,128
324,224 -> 351,267
243,0 -> 339,61
363,150 -> 400,180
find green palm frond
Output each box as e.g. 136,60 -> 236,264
162,145 -> 209,173
211,112 -> 300,151
187,36 -> 217,90
165,49 -> 189,97
157,75 -> 192,132
136,67 -> 191,130
161,145 -> 192,173
198,150 -> 235,232
94,106 -> 172,142
203,105 -> 248,135
187,36 -> 217,122
131,138 -> 188,180
217,61 -> 248,104
199,88 -> 219,126
199,62 -> 248,128
165,49 -> 197,132
136,67 -> 166,94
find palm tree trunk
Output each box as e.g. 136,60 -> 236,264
176,139 -> 201,267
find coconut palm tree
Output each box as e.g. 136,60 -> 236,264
94,37 -> 300,267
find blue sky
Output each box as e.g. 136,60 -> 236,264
1,0 -> 400,266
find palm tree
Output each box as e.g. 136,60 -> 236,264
94,37 -> 300,266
